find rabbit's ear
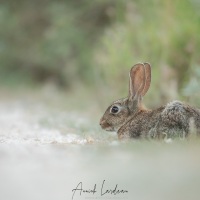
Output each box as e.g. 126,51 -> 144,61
141,63 -> 151,96
128,63 -> 145,101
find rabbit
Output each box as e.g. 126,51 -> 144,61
99,63 -> 200,140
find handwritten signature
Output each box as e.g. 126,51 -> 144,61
72,180 -> 128,200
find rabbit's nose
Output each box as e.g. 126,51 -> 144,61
99,118 -> 105,126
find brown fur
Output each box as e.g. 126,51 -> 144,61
100,63 -> 200,140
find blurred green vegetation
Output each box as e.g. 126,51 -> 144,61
0,0 -> 200,106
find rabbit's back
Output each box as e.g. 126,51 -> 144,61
158,101 -> 190,138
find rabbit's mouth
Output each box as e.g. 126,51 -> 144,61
100,120 -> 115,131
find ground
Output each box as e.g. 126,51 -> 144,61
0,88 -> 200,200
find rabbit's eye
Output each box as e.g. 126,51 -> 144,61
110,106 -> 119,114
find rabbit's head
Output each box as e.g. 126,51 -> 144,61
100,63 -> 151,132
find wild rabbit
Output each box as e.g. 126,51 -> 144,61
100,63 -> 200,139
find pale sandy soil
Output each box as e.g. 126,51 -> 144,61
0,89 -> 200,200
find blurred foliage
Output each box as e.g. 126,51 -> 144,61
0,0 -> 200,105
182,65 -> 200,105
0,0 -> 115,87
